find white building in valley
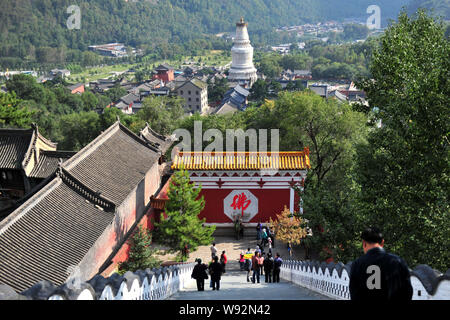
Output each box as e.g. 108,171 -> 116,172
228,17 -> 258,87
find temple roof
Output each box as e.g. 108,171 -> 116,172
155,64 -> 173,71
29,151 -> 76,179
171,149 -> 311,171
139,123 -> 174,154
0,171 -> 115,293
62,121 -> 160,205
0,121 -> 162,292
0,125 -> 57,171
0,128 -> 34,169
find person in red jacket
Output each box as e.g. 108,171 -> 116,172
220,250 -> 228,273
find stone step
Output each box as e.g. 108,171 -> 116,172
213,227 -> 257,239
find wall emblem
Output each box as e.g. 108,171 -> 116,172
224,190 -> 258,222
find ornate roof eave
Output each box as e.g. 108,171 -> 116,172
21,123 -> 58,170
56,165 -> 116,213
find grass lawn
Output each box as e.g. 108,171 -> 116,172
65,50 -> 232,85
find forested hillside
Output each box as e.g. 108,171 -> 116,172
0,0 -> 409,68
407,0 -> 450,18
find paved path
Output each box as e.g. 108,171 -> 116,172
156,235 -> 308,266
169,261 -> 330,300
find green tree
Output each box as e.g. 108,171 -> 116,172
249,79 -> 269,102
0,91 -> 34,128
250,91 -> 368,261
118,225 -> 161,274
154,168 -> 215,261
57,111 -> 101,150
355,10 -> 450,271
105,85 -> 127,103
136,95 -> 184,134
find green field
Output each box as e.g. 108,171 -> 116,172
66,50 -> 232,84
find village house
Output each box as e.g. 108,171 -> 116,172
175,79 -> 208,114
215,85 -> 250,115
66,83 -> 85,94
153,64 -> 175,83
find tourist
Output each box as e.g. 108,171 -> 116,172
210,242 -> 218,260
252,252 -> 261,283
244,253 -> 253,282
268,227 -> 275,247
268,237 -> 272,250
252,252 -> 263,283
263,253 -> 274,283
349,227 -> 413,300
273,253 -> 283,283
287,242 -> 292,257
257,251 -> 264,276
261,228 -> 268,247
220,250 -> 227,274
191,258 -> 208,291
239,251 -> 245,271
209,256 -> 223,291
256,222 -> 262,240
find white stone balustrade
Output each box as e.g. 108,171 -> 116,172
0,263 -> 195,300
280,260 -> 450,300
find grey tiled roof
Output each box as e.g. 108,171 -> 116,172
0,121 -> 162,293
63,122 -> 160,205
0,128 -> 34,169
139,123 -> 174,154
0,172 -> 115,293
29,151 -> 76,179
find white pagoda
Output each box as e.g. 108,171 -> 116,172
228,17 -> 258,87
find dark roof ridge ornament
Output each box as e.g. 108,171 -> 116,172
57,158 -> 64,176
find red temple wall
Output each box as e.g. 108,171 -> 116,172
198,188 -> 291,223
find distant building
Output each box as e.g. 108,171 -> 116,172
215,85 -> 250,115
50,69 -> 71,78
88,43 -> 128,57
175,79 -> 208,114
328,90 -> 348,103
153,64 -> 175,83
66,83 -> 85,94
308,84 -> 328,98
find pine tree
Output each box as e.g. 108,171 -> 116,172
155,167 -> 215,261
118,225 -> 161,274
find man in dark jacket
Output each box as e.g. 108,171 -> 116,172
209,256 -> 223,291
273,253 -> 283,283
191,258 -> 208,291
349,227 -> 413,300
263,253 -> 274,283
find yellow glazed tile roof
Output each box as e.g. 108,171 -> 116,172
171,148 -> 310,170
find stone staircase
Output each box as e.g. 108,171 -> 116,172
212,226 -> 257,239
